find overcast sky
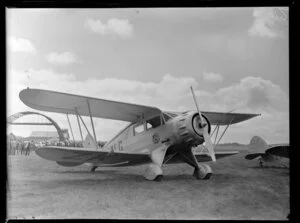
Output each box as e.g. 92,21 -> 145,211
7,7 -> 289,144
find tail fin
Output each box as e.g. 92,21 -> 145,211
83,133 -> 98,150
248,136 -> 268,153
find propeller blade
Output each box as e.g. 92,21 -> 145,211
190,86 -> 216,162
190,86 -> 204,124
203,128 -> 216,162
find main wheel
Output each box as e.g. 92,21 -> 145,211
90,166 -> 98,172
144,163 -> 163,181
193,164 -> 212,180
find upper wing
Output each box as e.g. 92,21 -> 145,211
167,111 -> 260,125
201,111 -> 260,125
266,145 -> 289,158
19,88 -> 161,122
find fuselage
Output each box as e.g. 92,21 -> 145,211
261,153 -> 279,162
102,111 -> 210,156
258,153 -> 289,168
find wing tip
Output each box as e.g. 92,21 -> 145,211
19,87 -> 33,105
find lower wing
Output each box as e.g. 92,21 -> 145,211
36,147 -> 238,167
165,151 -> 239,164
36,146 -> 151,167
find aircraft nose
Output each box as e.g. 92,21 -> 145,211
176,111 -> 210,146
191,113 -> 210,137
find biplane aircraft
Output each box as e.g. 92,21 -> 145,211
19,87 -> 260,181
245,136 -> 289,167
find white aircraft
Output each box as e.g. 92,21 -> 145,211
19,87 -> 259,181
245,136 -> 289,167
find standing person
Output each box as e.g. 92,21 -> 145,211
15,142 -> 19,155
25,142 -> 30,156
8,140 -> 11,155
21,142 -> 25,155
11,140 -> 15,155
9,140 -> 13,155
29,141 -> 34,155
7,140 -> 11,155
19,142 -> 22,155
11,141 -> 15,155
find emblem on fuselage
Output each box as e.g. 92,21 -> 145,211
152,133 -> 160,144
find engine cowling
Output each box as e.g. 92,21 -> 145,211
175,111 -> 211,147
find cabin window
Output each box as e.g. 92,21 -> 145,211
146,116 -> 161,130
134,123 -> 145,135
146,122 -> 153,130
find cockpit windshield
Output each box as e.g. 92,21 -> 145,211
146,116 -> 161,129
164,112 -> 179,117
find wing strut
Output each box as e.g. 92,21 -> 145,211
75,108 -> 84,142
66,114 -> 75,142
210,120 -> 219,137
196,116 -> 236,154
214,122 -> 220,144
86,99 -> 98,144
216,116 -> 235,145
78,113 -> 99,150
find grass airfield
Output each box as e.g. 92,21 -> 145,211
7,145 -> 289,220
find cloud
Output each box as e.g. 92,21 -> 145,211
84,18 -> 133,38
7,69 -> 288,143
47,52 -> 77,65
248,7 -> 288,38
8,36 -> 36,53
7,70 -> 196,140
203,72 -> 223,82
215,76 -> 288,112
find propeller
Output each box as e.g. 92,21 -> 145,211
190,86 -> 216,162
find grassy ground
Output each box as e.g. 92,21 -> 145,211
7,146 -> 289,220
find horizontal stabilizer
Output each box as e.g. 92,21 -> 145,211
245,153 -> 264,160
267,146 -> 289,158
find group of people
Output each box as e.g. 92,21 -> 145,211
7,141 -> 36,156
7,140 -> 86,156
46,140 -> 105,148
46,141 -> 84,147
7,139 -> 104,156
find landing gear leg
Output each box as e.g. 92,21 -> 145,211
178,149 -> 212,180
259,158 -> 264,168
90,166 -> 98,172
144,145 -> 168,181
